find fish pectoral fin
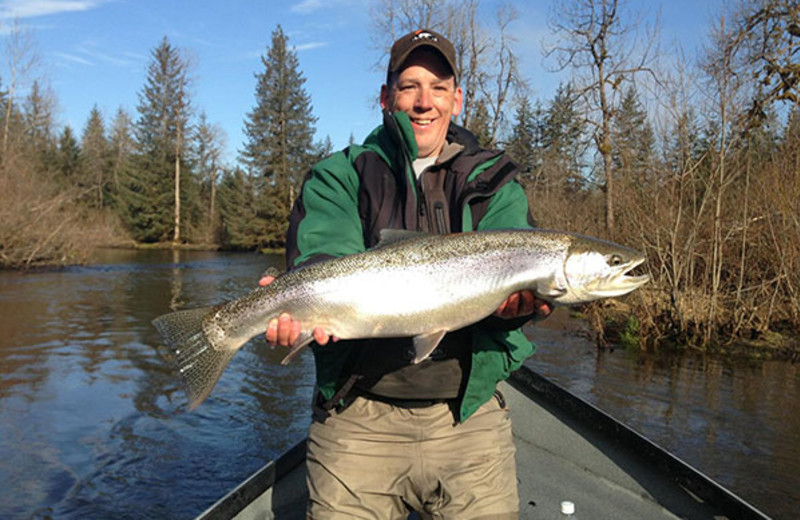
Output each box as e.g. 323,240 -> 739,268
412,330 -> 447,364
535,275 -> 568,298
280,332 -> 315,366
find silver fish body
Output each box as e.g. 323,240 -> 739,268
153,229 -> 649,409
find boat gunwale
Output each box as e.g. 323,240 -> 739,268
194,439 -> 306,520
507,366 -> 772,520
194,365 -> 773,520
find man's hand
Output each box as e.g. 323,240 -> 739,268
259,275 -> 334,347
494,290 -> 552,320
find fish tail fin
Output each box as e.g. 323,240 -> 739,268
153,307 -> 236,410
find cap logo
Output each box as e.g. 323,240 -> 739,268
411,31 -> 438,43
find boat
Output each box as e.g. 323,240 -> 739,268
194,364 -> 773,520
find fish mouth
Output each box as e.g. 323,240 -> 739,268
613,257 -> 651,291
584,257 -> 650,298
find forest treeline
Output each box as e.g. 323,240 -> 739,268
1,0 -> 798,353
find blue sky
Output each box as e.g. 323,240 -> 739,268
1,0 -> 724,164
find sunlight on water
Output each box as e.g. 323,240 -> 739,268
0,249 -> 315,519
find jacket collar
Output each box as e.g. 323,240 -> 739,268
368,109 -> 480,165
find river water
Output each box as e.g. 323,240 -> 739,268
0,249 -> 796,519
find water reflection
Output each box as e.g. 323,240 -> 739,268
0,249 -> 315,519
526,308 -> 799,519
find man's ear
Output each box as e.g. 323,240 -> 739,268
380,84 -> 391,111
453,86 -> 463,117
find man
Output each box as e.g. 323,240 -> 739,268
262,29 -> 551,519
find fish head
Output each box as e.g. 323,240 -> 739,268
557,236 -> 650,304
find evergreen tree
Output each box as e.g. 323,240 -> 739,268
122,36 -> 193,243
218,168 -> 266,250
312,135 -> 334,164
506,96 -> 543,186
192,111 -> 226,243
81,105 -> 109,209
542,83 -> 586,192
467,100 -> 494,149
785,106 -> 800,161
21,80 -> 57,173
612,86 -> 654,183
239,25 -> 317,248
108,107 -> 135,209
55,125 -> 81,185
664,108 -> 702,179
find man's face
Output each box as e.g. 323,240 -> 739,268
381,49 -> 463,158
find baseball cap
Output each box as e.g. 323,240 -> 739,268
387,29 -> 458,83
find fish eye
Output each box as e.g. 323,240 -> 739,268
608,254 -> 624,266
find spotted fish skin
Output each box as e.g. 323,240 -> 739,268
153,229 -> 649,409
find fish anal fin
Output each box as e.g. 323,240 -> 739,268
412,330 -> 447,364
280,332 -> 315,366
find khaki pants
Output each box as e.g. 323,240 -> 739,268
306,392 -> 518,520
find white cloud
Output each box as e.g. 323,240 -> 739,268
293,41 -> 327,52
52,50 -> 93,65
291,0 -> 325,15
75,41 -> 137,67
0,0 -> 106,20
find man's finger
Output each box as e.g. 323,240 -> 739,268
266,317 -> 278,344
535,299 -> 552,317
503,292 -> 520,317
313,327 -> 329,345
517,290 -> 536,316
276,313 -> 293,346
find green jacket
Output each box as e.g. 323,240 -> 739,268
285,111 -> 536,421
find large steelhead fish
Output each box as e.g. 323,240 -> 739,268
153,229 -> 650,409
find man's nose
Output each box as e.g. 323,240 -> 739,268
415,87 -> 433,110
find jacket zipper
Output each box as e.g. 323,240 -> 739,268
433,201 -> 447,234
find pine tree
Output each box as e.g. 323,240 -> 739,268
542,83 -> 586,193
239,25 -> 317,248
81,105 -> 109,209
122,36 -> 192,243
108,107 -> 135,209
192,111 -> 226,243
467,100 -> 494,149
612,86 -> 654,184
21,79 -> 57,173
312,135 -> 334,164
55,125 -> 81,186
506,96 -> 543,187
218,168 -> 265,250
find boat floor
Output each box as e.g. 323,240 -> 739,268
204,368 -> 764,520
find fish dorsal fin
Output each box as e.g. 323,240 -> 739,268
412,330 -> 447,364
375,229 -> 430,249
261,266 -> 284,279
